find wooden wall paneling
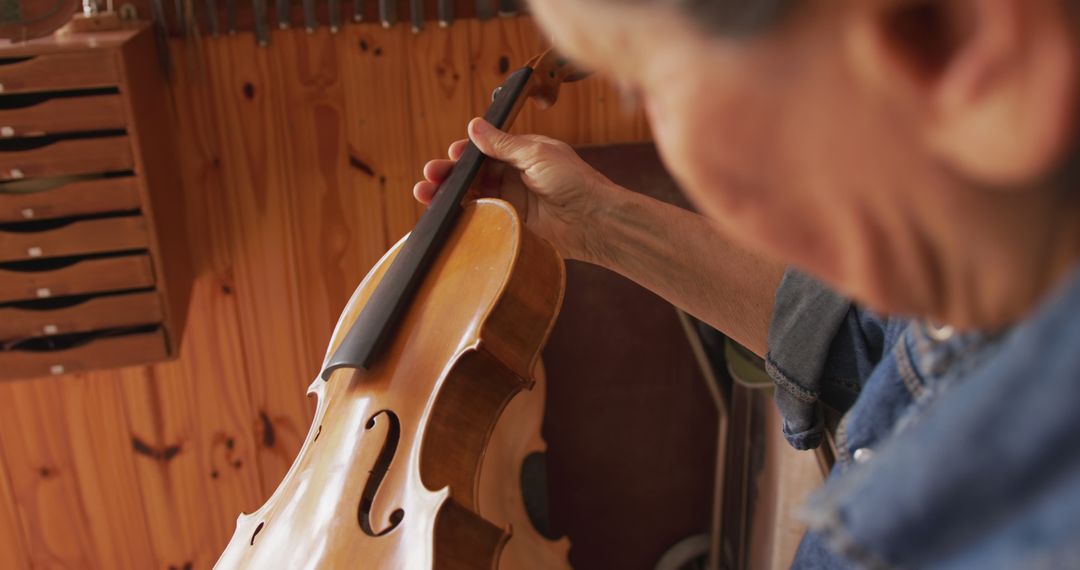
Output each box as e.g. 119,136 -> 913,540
174,289 -> 274,549
466,17 -> 535,132
205,33 -> 318,495
0,435 -> 32,569
335,25 -> 411,294
467,17 -> 652,147
583,77 -> 652,144
116,365 -> 208,568
0,379 -> 121,568
168,39 -> 237,277
98,40 -> 265,569
341,24 -> 422,248
269,28 -> 361,365
117,280 -> 264,569
505,20 -> 592,144
406,21 -> 474,191
57,374 -> 158,569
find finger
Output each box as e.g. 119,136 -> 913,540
468,118 -> 543,171
413,180 -> 438,205
423,159 -> 455,183
448,139 -> 468,160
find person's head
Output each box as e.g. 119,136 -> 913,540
530,0 -> 1080,329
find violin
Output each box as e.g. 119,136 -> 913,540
216,50 -> 584,569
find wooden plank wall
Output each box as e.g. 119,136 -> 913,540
0,17 -> 649,569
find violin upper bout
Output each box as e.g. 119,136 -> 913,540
471,199 -> 566,381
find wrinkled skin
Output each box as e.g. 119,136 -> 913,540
416,0 -> 1080,334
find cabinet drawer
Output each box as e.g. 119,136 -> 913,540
0,215 -> 148,261
0,253 -> 155,303
0,52 -> 119,95
0,136 -> 132,181
0,93 -> 126,138
0,290 -> 162,339
0,175 -> 140,222
0,327 -> 167,380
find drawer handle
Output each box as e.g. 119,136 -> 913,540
27,246 -> 42,258
36,287 -> 51,298
0,127 -> 13,138
49,364 -> 64,375
9,168 -> 23,179
42,324 -> 58,335
20,208 -> 34,219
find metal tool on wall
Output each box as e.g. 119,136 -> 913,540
328,0 -> 340,31
253,0 -> 268,43
409,0 -> 421,31
173,0 -> 185,32
378,0 -> 394,27
276,0 -> 288,28
206,0 -> 219,34
437,0 -> 452,26
156,0 -> 525,46
475,0 -> 493,20
225,0 -> 236,33
302,0 -> 316,31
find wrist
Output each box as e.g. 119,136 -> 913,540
575,180 -> 637,268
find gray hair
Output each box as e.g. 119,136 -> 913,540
671,0 -> 791,35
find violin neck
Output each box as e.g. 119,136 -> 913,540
426,66 -> 534,216
321,66 -> 536,377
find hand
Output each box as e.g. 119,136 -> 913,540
413,118 -> 619,263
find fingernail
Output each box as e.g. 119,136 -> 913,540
472,118 -> 490,134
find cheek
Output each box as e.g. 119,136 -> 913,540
647,85 -> 843,276
648,89 -> 782,235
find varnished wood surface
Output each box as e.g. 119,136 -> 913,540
0,253 -> 155,303
0,17 -> 648,568
0,135 -> 133,181
0,93 -> 126,138
0,215 -> 148,261
0,27 -> 137,56
118,25 -> 196,356
0,327 -> 169,379
0,50 -> 119,93
218,199 -> 566,568
0,176 -> 141,223
0,289 -> 163,339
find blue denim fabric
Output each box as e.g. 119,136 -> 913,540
767,266 -> 1080,569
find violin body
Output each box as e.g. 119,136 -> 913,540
216,199 -> 570,569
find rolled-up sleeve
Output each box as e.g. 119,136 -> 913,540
765,269 -> 890,450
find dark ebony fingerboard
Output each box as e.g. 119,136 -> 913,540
320,66 -> 533,378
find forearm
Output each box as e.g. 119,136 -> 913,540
588,186 -> 784,356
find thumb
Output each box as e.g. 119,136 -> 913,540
468,118 -> 540,171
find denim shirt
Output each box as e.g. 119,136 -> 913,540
766,267 -> 1080,569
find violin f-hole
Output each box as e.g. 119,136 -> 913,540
358,409 -> 405,537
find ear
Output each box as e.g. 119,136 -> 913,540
847,0 -> 1078,186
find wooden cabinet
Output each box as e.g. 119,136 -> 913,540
0,25 -> 192,380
